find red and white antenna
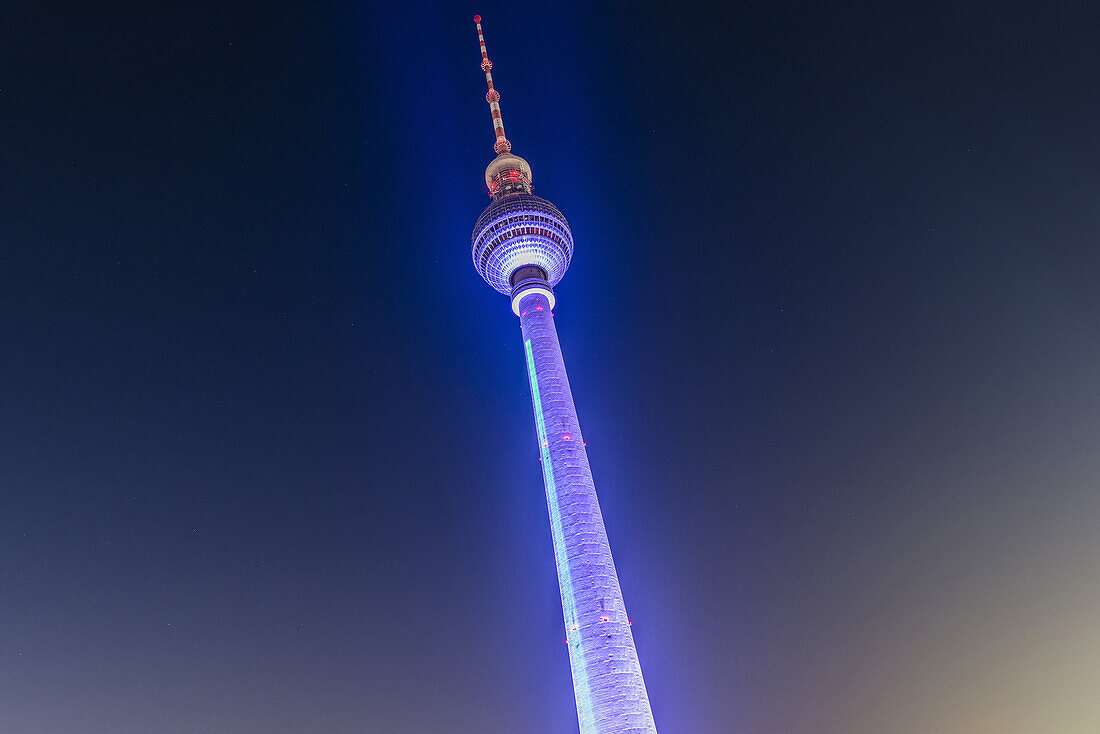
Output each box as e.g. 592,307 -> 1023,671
474,15 -> 512,155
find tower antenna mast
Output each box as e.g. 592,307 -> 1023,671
474,15 -> 512,154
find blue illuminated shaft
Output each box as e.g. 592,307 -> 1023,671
518,289 -> 657,734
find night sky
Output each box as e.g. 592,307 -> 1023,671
3,2 -> 1099,732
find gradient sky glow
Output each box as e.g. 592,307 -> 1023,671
2,2 -> 1099,733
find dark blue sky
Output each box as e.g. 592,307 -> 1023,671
2,2 -> 1099,732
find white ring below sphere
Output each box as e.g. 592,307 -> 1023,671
511,285 -> 556,316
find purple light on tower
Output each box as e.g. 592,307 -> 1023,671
470,17 -> 658,733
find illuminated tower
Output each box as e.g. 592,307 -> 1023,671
469,17 -> 658,734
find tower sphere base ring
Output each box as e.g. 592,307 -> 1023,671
511,284 -> 556,316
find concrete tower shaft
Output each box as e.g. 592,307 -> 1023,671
518,289 -> 658,733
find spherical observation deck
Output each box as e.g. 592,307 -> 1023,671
471,193 -> 573,295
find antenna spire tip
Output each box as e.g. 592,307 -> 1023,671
473,14 -> 481,23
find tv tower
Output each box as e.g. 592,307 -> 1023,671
469,16 -> 658,733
